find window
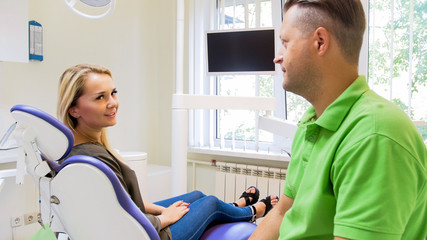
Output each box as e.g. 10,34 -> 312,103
214,0 -> 284,153
188,0 -> 290,157
368,0 -> 427,141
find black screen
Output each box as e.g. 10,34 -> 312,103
207,29 -> 275,74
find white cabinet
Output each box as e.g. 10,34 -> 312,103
0,0 -> 28,63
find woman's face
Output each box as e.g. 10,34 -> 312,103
69,73 -> 119,132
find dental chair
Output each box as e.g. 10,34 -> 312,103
11,104 -> 257,240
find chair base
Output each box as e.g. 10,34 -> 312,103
200,222 -> 257,240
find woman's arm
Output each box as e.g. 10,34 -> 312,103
144,201 -> 166,215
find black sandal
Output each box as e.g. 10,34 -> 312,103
250,205 -> 257,222
233,186 -> 260,207
260,195 -> 278,217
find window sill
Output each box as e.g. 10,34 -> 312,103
188,146 -> 290,163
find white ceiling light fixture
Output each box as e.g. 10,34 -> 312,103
63,0 -> 116,19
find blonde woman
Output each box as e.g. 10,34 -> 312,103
57,64 -> 278,240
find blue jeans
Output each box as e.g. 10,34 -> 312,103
154,191 -> 253,240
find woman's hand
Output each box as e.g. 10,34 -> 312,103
144,201 -> 166,215
158,200 -> 190,229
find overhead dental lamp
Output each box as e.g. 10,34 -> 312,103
63,0 -> 115,19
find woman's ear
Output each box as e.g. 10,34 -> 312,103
68,107 -> 79,118
313,27 -> 330,56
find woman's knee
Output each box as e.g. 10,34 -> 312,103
202,195 -> 221,207
189,190 -> 206,199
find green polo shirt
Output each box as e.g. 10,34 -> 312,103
280,76 -> 427,240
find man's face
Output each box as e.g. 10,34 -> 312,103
274,6 -> 320,98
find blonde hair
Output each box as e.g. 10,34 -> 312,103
57,64 -> 122,161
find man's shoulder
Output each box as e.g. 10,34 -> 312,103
349,89 -> 413,131
343,90 -> 425,155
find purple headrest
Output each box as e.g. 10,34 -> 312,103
10,104 -> 74,161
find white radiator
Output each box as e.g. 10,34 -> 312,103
214,162 -> 286,203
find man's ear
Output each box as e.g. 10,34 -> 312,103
313,27 -> 330,56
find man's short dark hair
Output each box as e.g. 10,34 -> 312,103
284,0 -> 366,65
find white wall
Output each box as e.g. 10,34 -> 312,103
0,0 -> 176,239
0,0 -> 175,164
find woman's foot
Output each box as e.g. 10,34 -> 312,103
233,186 -> 260,207
250,195 -> 279,219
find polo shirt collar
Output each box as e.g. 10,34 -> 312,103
298,76 -> 369,132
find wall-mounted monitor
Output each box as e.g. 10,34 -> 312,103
206,28 -> 276,75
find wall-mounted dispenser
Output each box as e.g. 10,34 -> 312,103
29,20 -> 43,61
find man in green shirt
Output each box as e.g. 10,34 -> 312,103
250,0 -> 427,239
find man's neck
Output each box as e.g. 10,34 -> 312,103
310,66 -> 359,118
